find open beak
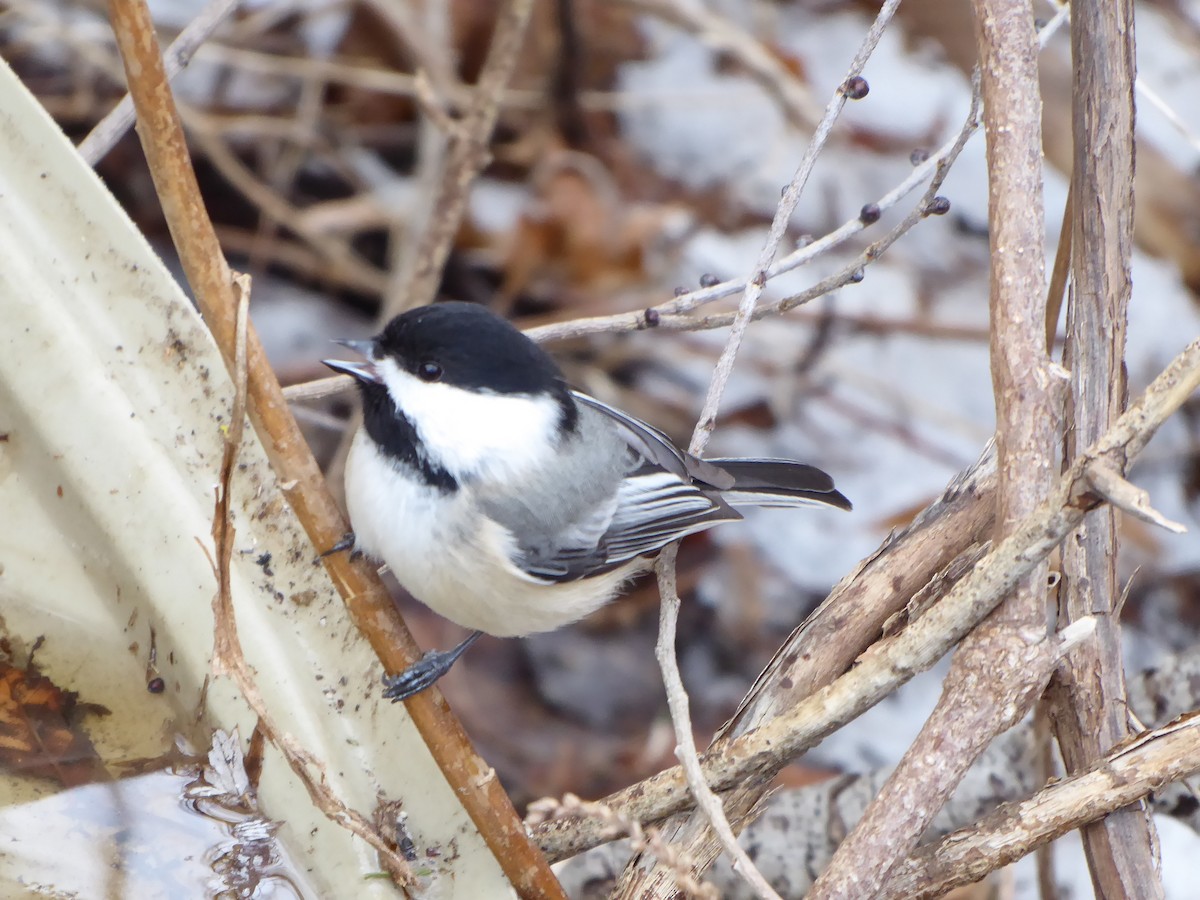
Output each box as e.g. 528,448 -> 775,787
322,339 -> 382,384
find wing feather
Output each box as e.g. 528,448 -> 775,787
512,467 -> 737,582
507,393 -> 847,585
571,391 -> 734,488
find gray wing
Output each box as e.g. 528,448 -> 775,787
598,465 -> 741,564
514,463 -> 740,582
570,391 -> 735,489
506,392 -> 743,583
505,392 -> 848,584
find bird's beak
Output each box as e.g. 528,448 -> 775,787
323,339 -> 382,384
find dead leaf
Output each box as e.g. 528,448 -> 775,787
0,658 -> 107,787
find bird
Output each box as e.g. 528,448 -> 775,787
323,301 -> 850,702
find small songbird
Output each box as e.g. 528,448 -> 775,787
324,302 -> 850,701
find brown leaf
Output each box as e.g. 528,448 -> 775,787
493,155 -> 689,309
0,659 -> 106,788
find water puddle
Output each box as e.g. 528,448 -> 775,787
0,611 -> 319,898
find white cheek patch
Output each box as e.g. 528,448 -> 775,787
377,358 -> 562,479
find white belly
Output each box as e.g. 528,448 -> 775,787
345,434 -> 644,637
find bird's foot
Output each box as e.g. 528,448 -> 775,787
317,532 -> 361,562
381,631 -> 483,702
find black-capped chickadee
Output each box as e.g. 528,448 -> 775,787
323,302 -> 850,701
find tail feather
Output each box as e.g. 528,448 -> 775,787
705,458 -> 852,511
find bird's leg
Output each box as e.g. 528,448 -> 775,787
381,631 -> 483,702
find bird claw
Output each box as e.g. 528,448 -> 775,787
381,631 -> 483,702
382,651 -> 455,701
317,532 -> 360,562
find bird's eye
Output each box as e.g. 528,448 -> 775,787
417,361 -> 443,382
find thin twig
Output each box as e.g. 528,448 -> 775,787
525,7 -> 1069,346
722,446 -> 996,739
204,277 -> 414,880
400,0 -> 536,312
79,0 -> 239,165
651,547 -> 783,900
1136,77 -> 1200,154
524,95 -> 978,345
688,0 -> 903,458
189,41 -> 830,113
629,3 -> 902,896
179,103 -> 389,294
358,0 -> 461,102
283,79 -> 982,407
376,0 -> 455,323
619,0 -> 822,130
527,793 -> 720,900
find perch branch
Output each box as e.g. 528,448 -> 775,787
104,1 -> 564,895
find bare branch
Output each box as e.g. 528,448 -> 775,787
79,0 -> 240,165
1045,0 -> 1163,890
551,649 -> 1200,894
1086,463 -> 1186,534
806,0 -> 1057,890
534,333 -> 1200,862
884,714 -> 1200,899
400,0 -> 536,312
524,87 -> 980,346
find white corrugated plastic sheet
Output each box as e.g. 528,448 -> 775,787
0,56 -> 514,899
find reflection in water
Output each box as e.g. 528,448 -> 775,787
0,758 -> 316,899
